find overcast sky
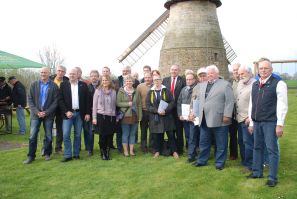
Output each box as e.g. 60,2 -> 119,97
1,0 -> 297,76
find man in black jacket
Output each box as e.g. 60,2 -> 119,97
84,70 -> 100,156
162,64 -> 186,155
8,76 -> 27,135
59,68 -> 90,162
50,65 -> 69,153
23,67 -> 59,164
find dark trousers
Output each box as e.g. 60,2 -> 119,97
166,130 -> 178,154
173,114 -> 184,154
99,134 -> 113,150
152,133 -> 163,153
140,110 -> 151,150
116,122 -> 122,152
83,121 -> 94,152
54,113 -> 63,152
188,123 -> 200,160
229,119 -> 238,158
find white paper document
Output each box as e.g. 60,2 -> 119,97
181,104 -> 190,120
158,100 -> 168,113
193,117 -> 200,126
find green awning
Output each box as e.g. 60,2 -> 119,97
0,50 -> 44,69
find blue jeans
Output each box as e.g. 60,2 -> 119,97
263,140 -> 280,166
197,120 -> 229,168
252,121 -> 279,181
238,122 -> 253,170
121,123 -> 137,144
63,112 -> 83,158
28,118 -> 53,158
16,107 -> 26,134
82,121 -> 94,152
188,123 -> 200,160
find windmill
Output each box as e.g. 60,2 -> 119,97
118,0 -> 236,79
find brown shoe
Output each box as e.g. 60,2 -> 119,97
173,152 -> 179,159
153,152 -> 160,158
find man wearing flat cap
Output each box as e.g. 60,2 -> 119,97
0,77 -> 12,133
8,76 -> 27,135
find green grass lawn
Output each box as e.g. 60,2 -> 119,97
285,80 -> 297,89
0,90 -> 296,199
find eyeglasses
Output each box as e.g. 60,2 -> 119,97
153,78 -> 161,81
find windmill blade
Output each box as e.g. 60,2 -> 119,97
223,37 -> 237,64
118,10 -> 237,66
117,10 -> 169,66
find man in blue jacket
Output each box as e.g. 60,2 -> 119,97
23,67 -> 59,164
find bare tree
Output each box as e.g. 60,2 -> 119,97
39,45 -> 65,74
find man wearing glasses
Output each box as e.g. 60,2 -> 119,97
50,65 -> 69,154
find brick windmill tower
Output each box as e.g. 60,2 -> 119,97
118,0 -> 236,79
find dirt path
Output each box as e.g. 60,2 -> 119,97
0,141 -> 26,151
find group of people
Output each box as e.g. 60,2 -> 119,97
0,57 -> 288,188
0,76 -> 27,135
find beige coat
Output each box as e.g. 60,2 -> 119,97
234,78 -> 256,123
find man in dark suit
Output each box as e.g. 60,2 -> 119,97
85,70 -> 100,156
194,65 -> 234,170
50,65 -> 69,154
23,67 -> 59,164
59,68 -> 90,162
162,64 -> 186,155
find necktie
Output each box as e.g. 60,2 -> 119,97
171,77 -> 176,96
156,90 -> 161,104
259,79 -> 264,88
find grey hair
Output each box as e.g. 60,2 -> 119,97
123,74 -> 135,84
123,65 -> 131,71
206,65 -> 219,74
57,65 -> 67,72
90,70 -> 100,76
185,69 -> 194,76
258,57 -> 272,67
239,65 -> 253,74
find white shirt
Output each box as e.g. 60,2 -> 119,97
71,81 -> 79,110
248,75 -> 288,126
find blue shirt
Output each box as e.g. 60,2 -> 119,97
39,81 -> 49,111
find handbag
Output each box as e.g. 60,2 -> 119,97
116,108 -> 128,121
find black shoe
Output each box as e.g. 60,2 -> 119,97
73,156 -> 80,160
109,145 -> 116,149
106,148 -> 112,160
216,166 -> 224,170
100,149 -> 107,160
103,150 -> 108,160
193,162 -> 206,167
266,180 -> 277,187
88,151 -> 93,157
61,157 -> 72,162
44,155 -> 51,161
23,157 -> 35,164
246,173 -> 264,179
